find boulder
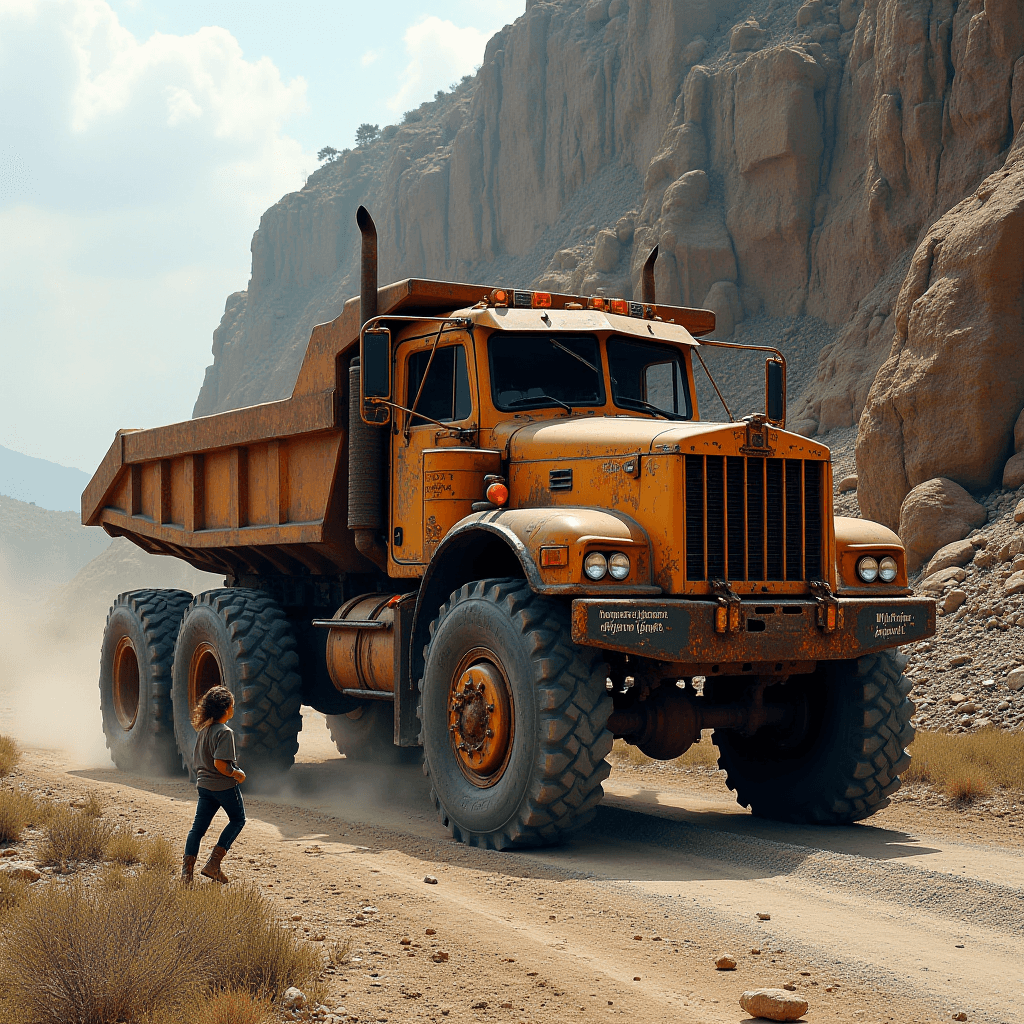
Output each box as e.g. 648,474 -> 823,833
592,230 -> 621,274
682,35 -> 707,65
662,169 -> 710,214
703,281 -> 743,339
942,589 -> 967,613
0,862 -> 41,883
920,566 -> 967,593
731,20 -> 767,53
1015,498 -> 1024,523
1015,407 -> 1024,453
922,539 -> 977,577
1004,452 -> 1024,489
898,478 -> 987,574
838,475 -> 858,493
739,988 -> 809,1021
796,2 -> 823,28
1004,571 -> 1024,596
715,954 -> 737,970
1006,667 -> 1024,691
281,987 -> 306,1010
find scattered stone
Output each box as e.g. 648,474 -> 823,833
1006,668 -> 1024,692
425,928 -> 436,935
783,983 -> 798,991
923,539 -> 977,577
757,912 -> 771,921
954,701 -> 978,715
0,849 -> 16,858
949,654 -> 971,667
838,474 -> 858,493
400,937 -> 412,945
942,589 -> 968,613
751,948 -> 762,955
948,692 -> 967,704
431,951 -> 449,962
471,1001 -> 488,1010
1015,498 -> 1024,523
739,988 -> 809,1021
633,934 -> 642,941
282,988 -> 306,1010
0,863 -> 41,882
952,1014 -> 967,1022
715,954 -> 737,970
424,875 -> 438,885
1002,570 -> 1024,595
290,914 -> 302,921
921,566 -> 968,592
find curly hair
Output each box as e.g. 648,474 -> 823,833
191,685 -> 234,731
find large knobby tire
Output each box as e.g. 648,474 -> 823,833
711,649 -> 915,825
171,589 -> 302,784
326,704 -> 419,764
419,579 -> 613,850
99,589 -> 193,775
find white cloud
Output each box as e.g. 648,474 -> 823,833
361,48 -> 382,67
387,15 -> 489,115
0,1 -> 314,470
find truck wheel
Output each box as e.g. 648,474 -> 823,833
419,578 -> 613,850
326,704 -> 419,764
99,590 -> 193,775
710,650 -> 915,825
171,590 -> 302,783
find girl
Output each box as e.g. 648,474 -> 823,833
182,685 -> 246,883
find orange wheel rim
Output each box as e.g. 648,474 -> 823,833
188,642 -> 223,716
448,648 -> 514,788
112,636 -> 140,731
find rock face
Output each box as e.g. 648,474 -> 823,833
858,129 -> 1024,529
192,0 -> 1024,526
899,478 -> 988,574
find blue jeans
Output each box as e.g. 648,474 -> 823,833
184,786 -> 246,856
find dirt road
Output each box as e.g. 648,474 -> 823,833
14,716 -> 1023,1024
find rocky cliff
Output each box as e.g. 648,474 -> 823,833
193,0 -> 1024,532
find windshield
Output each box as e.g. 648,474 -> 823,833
489,333 -> 604,412
607,336 -> 692,420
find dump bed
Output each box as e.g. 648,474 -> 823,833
81,280 -> 488,576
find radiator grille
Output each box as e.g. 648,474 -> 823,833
684,455 -> 824,583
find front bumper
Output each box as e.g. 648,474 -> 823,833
570,595 -> 935,665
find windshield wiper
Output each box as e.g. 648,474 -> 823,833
615,396 -> 685,421
507,395 -> 573,414
549,338 -> 600,376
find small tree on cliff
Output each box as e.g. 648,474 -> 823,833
355,123 -> 380,147
317,146 -> 340,163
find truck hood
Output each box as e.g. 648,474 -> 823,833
498,416 -> 833,462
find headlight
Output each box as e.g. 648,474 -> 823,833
878,555 -> 898,582
856,556 -> 879,583
584,552 -> 608,581
608,552 -> 630,580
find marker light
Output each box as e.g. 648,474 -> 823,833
856,556 -> 879,583
584,552 -> 608,581
608,552 -> 631,580
532,292 -> 552,308
587,295 -> 608,311
878,555 -> 898,582
488,288 -> 510,307
485,482 -> 509,506
609,298 -> 629,315
540,546 -> 568,567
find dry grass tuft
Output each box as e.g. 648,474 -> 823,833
143,835 -> 179,874
106,826 -> 144,866
905,728 -> 1024,804
328,937 -> 353,967
0,736 -> 20,778
0,788 -> 46,844
0,874 -> 29,917
38,805 -> 113,871
79,792 -> 104,818
0,872 -> 323,1024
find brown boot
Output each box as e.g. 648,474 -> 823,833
200,845 -> 230,883
181,854 -> 197,883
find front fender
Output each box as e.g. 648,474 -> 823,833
834,515 -> 910,593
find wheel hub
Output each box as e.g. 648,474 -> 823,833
112,636 -> 140,731
448,656 -> 513,786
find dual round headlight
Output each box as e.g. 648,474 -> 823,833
584,551 -> 631,581
856,554 -> 898,583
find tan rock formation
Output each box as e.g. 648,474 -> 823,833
857,131 -> 1024,528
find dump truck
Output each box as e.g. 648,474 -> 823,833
83,207 -> 935,848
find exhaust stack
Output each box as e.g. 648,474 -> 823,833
641,245 -> 658,305
347,206 -> 387,571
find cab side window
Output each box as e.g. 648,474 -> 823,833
406,345 -> 472,424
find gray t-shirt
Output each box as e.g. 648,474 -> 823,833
194,722 -> 238,792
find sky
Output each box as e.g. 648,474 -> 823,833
0,0 -> 522,474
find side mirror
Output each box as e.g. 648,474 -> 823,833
361,327 -> 391,424
766,358 -> 785,426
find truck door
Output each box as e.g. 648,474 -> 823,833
390,340 -> 476,565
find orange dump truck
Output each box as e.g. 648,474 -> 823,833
83,208 -> 935,848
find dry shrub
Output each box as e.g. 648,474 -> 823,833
97,861 -> 131,891
904,728 -> 1024,804
0,872 -> 322,1024
80,792 -> 104,817
0,788 -> 45,844
39,805 -> 113,870
0,736 -> 19,777
0,873 -> 28,916
107,826 -> 144,866
144,835 -> 178,874
328,937 -> 353,967
159,987 -> 277,1024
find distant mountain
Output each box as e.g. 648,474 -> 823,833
0,444 -> 91,513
